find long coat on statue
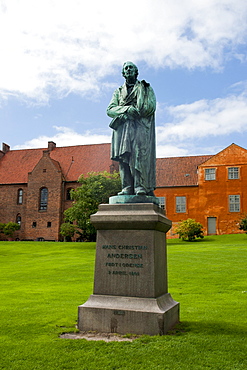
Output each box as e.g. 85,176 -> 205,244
107,80 -> 156,194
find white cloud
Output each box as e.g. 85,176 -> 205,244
156,92 -> 247,157
157,92 -> 247,145
156,144 -> 189,158
0,0 -> 247,103
13,126 -> 111,149
13,87 -> 247,157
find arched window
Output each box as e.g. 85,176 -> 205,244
17,189 -> 23,204
39,187 -> 48,210
16,214 -> 21,226
66,188 -> 74,201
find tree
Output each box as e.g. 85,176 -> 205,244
239,214 -> 247,233
60,222 -> 77,241
3,222 -> 20,238
63,171 -> 121,241
0,223 -> 5,234
175,218 -> 204,241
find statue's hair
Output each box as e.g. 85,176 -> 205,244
122,61 -> 138,78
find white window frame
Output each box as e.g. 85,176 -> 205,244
158,197 -> 166,210
176,196 -> 186,213
205,168 -> 216,180
229,195 -> 240,212
228,167 -> 239,180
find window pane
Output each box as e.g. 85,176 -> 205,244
228,167 -> 239,179
40,188 -> 48,210
16,214 -> 21,225
66,188 -> 73,201
205,168 -> 216,180
176,196 -> 186,213
229,195 -> 240,212
158,197 -> 166,209
18,189 -> 23,204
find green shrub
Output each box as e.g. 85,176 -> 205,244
175,218 -> 204,241
0,223 -> 5,234
3,222 -> 20,237
60,222 -> 77,241
239,214 -> 247,233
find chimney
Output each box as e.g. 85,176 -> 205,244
43,150 -> 50,157
0,143 -> 10,158
2,143 -> 10,153
48,141 -> 56,151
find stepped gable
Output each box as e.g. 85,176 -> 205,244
0,147 -> 44,184
49,143 -> 112,181
0,143 -> 112,184
156,155 -> 213,187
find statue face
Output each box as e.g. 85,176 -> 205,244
122,62 -> 137,80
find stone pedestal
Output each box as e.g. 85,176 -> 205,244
78,202 -> 179,335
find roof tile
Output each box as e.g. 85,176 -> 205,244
0,143 -> 114,184
0,142 -> 213,187
156,155 -> 213,187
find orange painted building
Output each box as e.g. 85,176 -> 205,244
155,143 -> 247,237
0,141 -> 246,240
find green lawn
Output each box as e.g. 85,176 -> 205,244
0,235 -> 246,369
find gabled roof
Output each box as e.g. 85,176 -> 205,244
199,143 -> 247,167
1,141 -> 246,187
156,155 -> 213,187
0,143 -> 115,184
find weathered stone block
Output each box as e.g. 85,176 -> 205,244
78,203 -> 179,335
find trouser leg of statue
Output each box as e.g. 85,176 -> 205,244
118,161 -> 147,196
133,169 -> 146,195
118,162 -> 134,195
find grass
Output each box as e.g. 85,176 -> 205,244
0,234 -> 246,369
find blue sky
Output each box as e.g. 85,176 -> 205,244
0,0 -> 247,157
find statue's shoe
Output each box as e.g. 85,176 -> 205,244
118,189 -> 132,195
135,188 -> 146,195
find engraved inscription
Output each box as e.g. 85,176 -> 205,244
102,245 -> 148,277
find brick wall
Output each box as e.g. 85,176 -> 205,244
0,142 -> 246,241
24,151 -> 64,241
0,184 -> 27,240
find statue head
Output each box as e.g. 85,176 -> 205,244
122,61 -> 139,80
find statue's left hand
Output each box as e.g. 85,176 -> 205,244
128,106 -> 139,118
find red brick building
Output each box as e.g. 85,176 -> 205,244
0,142 -> 118,241
0,141 -> 246,240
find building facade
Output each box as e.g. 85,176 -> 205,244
155,143 -> 247,237
0,142 -> 118,241
0,141 -> 246,240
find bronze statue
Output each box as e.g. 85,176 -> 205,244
107,61 -> 156,196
